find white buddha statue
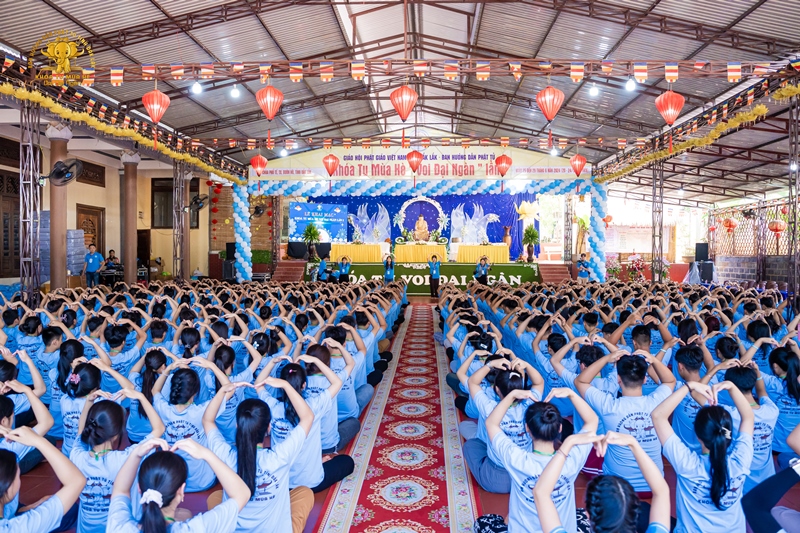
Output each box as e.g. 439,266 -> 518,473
413,215 -> 429,241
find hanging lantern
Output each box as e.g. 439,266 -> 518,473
406,150 -> 423,173
322,153 -> 340,176
655,90 -> 685,153
211,197 -> 219,203
722,218 -> 738,233
211,219 -> 218,225
250,154 -> 268,177
602,215 -> 613,228
214,187 -> 222,195
536,86 -> 565,122
211,207 -> 219,213
495,154 -> 512,177
205,180 -> 214,187
781,205 -> 790,215
256,85 -> 284,121
142,88 -> 170,148
569,154 -> 587,177
768,220 -> 787,241
390,85 -> 418,122
709,225 -> 717,232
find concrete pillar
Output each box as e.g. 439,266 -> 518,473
45,122 -> 72,289
120,150 -> 140,285
182,176 -> 191,279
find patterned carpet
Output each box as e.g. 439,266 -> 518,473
314,304 -> 479,532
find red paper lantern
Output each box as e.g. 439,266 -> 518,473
495,154 -> 512,177
390,85 -> 418,122
569,154 -> 587,177
654,90 -> 685,126
536,86 -> 565,122
206,180 -> 214,186
142,89 -> 170,124
781,205 -> 790,215
250,154 -> 268,177
722,218 -> 738,233
211,207 -> 219,213
212,219 -> 218,224
211,197 -> 219,204
709,225 -> 717,232
322,153 -> 340,177
769,220 -> 787,239
406,150 -> 423,173
256,86 -> 284,121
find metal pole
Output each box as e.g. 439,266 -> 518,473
787,95 -> 799,317
563,194 -> 573,266
651,161 -> 664,282
19,102 -> 41,302
172,161 -> 187,281
756,200 -> 767,282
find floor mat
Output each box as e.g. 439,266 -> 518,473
314,304 -> 478,532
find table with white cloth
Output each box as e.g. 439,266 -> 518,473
456,244 -> 510,264
394,243 -> 448,263
331,243 -> 383,263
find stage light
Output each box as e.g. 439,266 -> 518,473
230,84 -> 240,98
791,162 -> 798,171
625,77 -> 636,91
589,83 -> 599,97
678,186 -> 684,196
191,81 -> 202,94
550,147 -> 558,156
280,148 -> 288,157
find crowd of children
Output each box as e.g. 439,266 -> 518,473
439,279 -> 800,533
0,278 -> 407,533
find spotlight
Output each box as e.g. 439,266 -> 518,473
625,77 -> 636,91
550,147 -> 558,157
791,162 -> 798,171
589,83 -> 599,97
280,148 -> 288,157
191,81 -> 202,94
678,186 -> 684,197
230,84 -> 240,98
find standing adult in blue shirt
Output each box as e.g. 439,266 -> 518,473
383,255 -> 395,283
82,244 -> 104,288
318,254 -> 330,282
428,254 -> 441,297
338,256 -> 351,284
576,253 -> 591,283
474,257 -> 490,285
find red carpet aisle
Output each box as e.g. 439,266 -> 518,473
315,304 -> 478,532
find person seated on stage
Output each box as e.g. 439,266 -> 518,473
474,257 -> 491,285
414,214 -> 429,241
105,250 -> 119,269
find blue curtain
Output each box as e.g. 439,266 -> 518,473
507,192 -> 538,260
308,194 -> 524,254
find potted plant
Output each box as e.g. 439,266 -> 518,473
606,256 -> 622,280
522,225 -> 540,263
302,222 -> 321,261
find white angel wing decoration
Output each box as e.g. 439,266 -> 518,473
450,204 -> 466,242
374,204 -> 391,242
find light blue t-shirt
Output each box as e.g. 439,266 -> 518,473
0,495 -> 63,533
102,347 -> 141,393
329,356 -> 358,422
84,252 -> 104,273
763,374 -> 800,453
663,432 -> 752,533
428,261 -> 441,279
475,388 -> 538,467
106,495 -> 239,533
305,373 -> 342,451
584,384 -> 673,492
723,397 -> 778,492
671,381 -> 704,454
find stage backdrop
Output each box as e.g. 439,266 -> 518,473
288,202 -> 348,243
306,193 -> 539,260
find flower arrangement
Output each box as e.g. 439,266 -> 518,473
628,254 -> 646,282
652,257 -> 671,279
430,229 -> 441,242
606,256 -> 622,280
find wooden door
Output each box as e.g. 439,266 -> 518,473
76,204 -> 105,255
137,229 -> 151,268
0,197 -> 20,278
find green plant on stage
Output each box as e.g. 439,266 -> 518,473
522,225 -> 540,246
219,251 -> 226,260
301,223 -> 321,245
252,250 -> 272,264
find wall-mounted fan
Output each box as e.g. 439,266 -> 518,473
250,205 -> 265,220
38,159 -> 83,187
188,194 -> 209,212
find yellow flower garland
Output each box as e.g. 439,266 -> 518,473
772,84 -> 800,101
595,104 -> 770,184
0,83 -> 246,185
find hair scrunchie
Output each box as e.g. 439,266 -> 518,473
141,489 -> 164,508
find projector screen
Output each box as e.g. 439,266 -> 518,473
288,202 -> 348,243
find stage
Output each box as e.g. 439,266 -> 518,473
305,261 -> 541,294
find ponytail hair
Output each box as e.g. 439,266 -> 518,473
61,308 -> 77,329
179,327 -> 201,359
140,350 -> 168,417
695,405 -> 733,509
585,475 -> 640,533
493,369 -> 526,398
0,396 -> 15,422
746,320 -> 771,361
57,340 -> 85,393
80,401 -> 124,448
0,361 -> 18,383
279,363 -> 306,427
138,451 -> 188,533
0,449 -> 18,504
769,347 -> 800,404
66,363 -> 101,399
235,399 -> 272,498
677,318 -> 699,344
168,368 -> 200,406
213,345 -> 236,391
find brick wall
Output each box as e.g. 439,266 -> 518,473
715,255 -> 758,281
209,187 -> 276,255
765,255 -> 790,281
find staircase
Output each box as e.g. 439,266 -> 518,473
538,263 -> 573,283
270,261 -> 307,282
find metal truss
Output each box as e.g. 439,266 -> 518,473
651,161 -> 664,282
172,161 -> 188,281
755,200 -> 767,281
19,102 -> 41,301
788,96 -> 800,317
564,194 -> 574,266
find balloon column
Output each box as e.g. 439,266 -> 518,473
232,183 -> 253,282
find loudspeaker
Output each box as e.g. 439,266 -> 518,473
695,243 -> 709,262
222,260 -> 235,281
699,262 -> 714,282
226,242 -> 236,259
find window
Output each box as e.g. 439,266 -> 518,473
151,178 -> 199,229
